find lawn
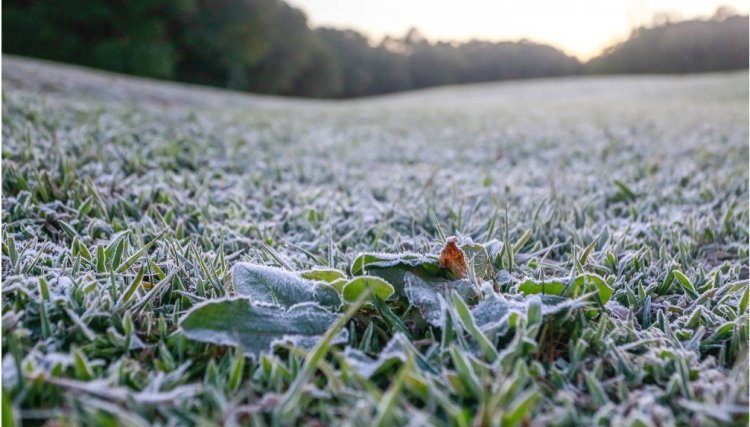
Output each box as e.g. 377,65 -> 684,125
2,57 -> 748,426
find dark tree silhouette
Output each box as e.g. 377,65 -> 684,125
587,10 -> 748,74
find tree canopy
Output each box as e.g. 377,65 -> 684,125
587,10 -> 748,74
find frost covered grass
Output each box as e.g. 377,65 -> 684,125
2,58 -> 749,426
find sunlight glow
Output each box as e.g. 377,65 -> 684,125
285,0 -> 750,59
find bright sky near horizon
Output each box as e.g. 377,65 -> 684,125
285,0 -> 749,59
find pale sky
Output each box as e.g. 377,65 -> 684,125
285,0 -> 749,59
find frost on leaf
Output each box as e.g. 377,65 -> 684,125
350,252 -> 439,296
470,294 -> 511,332
179,298 -> 346,359
438,236 -> 469,279
350,252 -> 437,275
404,272 -> 478,327
461,241 -> 493,280
232,263 -> 341,310
534,295 -> 589,316
343,332 -> 411,378
469,293 -> 589,340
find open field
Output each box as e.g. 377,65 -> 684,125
2,56 -> 748,426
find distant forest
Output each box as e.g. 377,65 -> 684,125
3,1 -> 748,98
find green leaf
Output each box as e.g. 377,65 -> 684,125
449,346 -> 482,398
613,180 -> 637,201
450,291 -> 498,362
585,372 -> 609,406
111,236 -> 126,270
342,276 -> 395,303
300,268 -> 347,283
232,263 -> 340,310
501,389 -> 541,427
38,277 -> 50,302
72,348 -> 93,381
330,278 -> 347,293
672,270 -> 699,300
116,265 -> 145,309
179,298 -> 345,359
512,229 -> 533,254
703,321 -> 735,345
2,388 -> 18,427
115,231 -> 164,273
526,296 -> 543,326
518,274 -> 613,304
228,350 -> 245,392
740,285 -> 748,313
518,278 -> 567,296
372,297 -> 414,340
96,244 -> 106,273
579,239 -> 597,265
583,273 -> 614,305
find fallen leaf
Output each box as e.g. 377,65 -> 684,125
438,236 -> 468,279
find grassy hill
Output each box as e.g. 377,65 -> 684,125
2,56 -> 748,426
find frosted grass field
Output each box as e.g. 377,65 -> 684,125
2,57 -> 748,426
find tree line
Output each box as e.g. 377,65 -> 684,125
587,8 -> 748,74
3,0 -> 748,98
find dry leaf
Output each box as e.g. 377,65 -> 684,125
438,236 -> 468,279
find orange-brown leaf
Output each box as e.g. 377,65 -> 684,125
438,236 -> 468,279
